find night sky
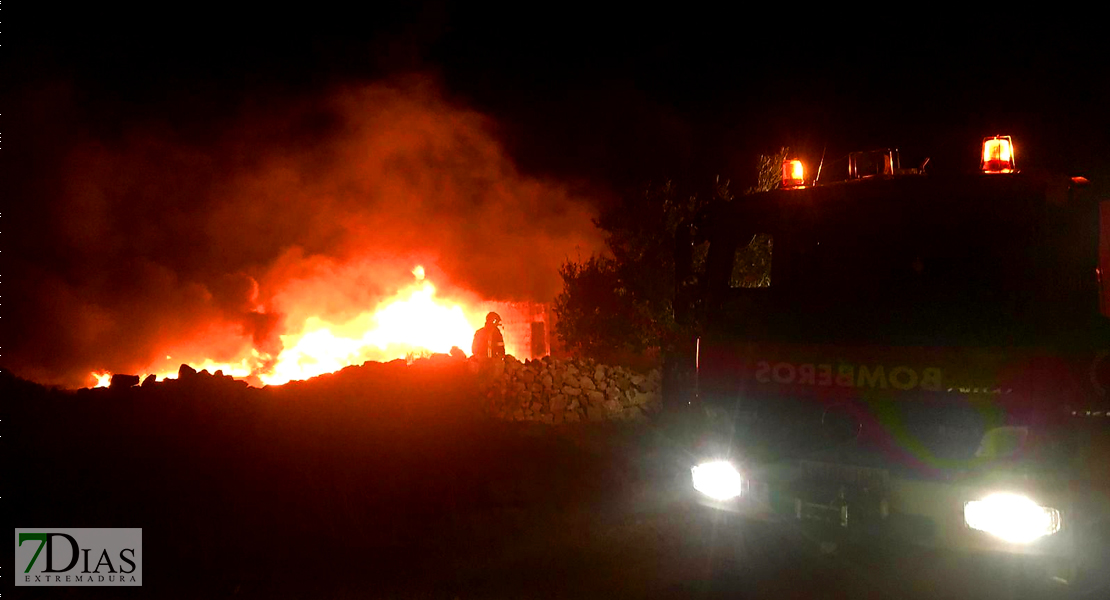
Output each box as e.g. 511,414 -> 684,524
4,5 -> 1108,387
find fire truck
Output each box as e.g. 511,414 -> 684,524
674,137 -> 1110,593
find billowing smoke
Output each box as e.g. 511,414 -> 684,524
6,75 -> 603,388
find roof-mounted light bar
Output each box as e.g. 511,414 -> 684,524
782,158 -> 805,189
981,135 -> 1016,174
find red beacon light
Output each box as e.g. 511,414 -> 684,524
981,135 -> 1016,173
782,158 -> 805,188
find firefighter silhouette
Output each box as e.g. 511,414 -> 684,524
472,312 -> 506,359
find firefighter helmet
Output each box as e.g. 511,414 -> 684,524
486,312 -> 502,326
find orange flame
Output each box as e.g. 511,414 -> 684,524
92,371 -> 112,388
95,265 -> 516,388
260,275 -> 480,385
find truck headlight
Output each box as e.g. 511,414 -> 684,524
692,461 -> 744,501
963,493 -> 1062,543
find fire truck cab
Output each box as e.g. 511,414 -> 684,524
674,137 -> 1110,592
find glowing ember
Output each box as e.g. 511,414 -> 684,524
412,265 -> 425,280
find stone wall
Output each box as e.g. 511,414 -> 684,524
479,356 -> 662,424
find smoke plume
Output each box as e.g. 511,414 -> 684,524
6,75 -> 603,388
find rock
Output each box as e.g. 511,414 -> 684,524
635,391 -> 662,407
562,386 -> 581,396
530,383 -> 543,394
565,364 -> 579,376
541,374 -> 553,389
551,395 -> 567,413
178,364 -> 197,380
587,406 -> 606,422
586,390 -> 605,405
110,374 -> 140,389
594,365 -> 607,380
531,402 -> 543,413
513,409 -> 524,421
579,376 -> 596,391
603,399 -> 623,415
567,399 -> 580,411
541,414 -> 555,425
552,411 -> 564,425
630,374 -> 646,390
141,374 -> 157,388
522,370 -> 536,384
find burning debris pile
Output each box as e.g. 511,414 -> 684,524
480,356 -> 663,424
71,353 -> 664,428
82,364 -> 252,395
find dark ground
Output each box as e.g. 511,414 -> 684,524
4,362 -> 1075,599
